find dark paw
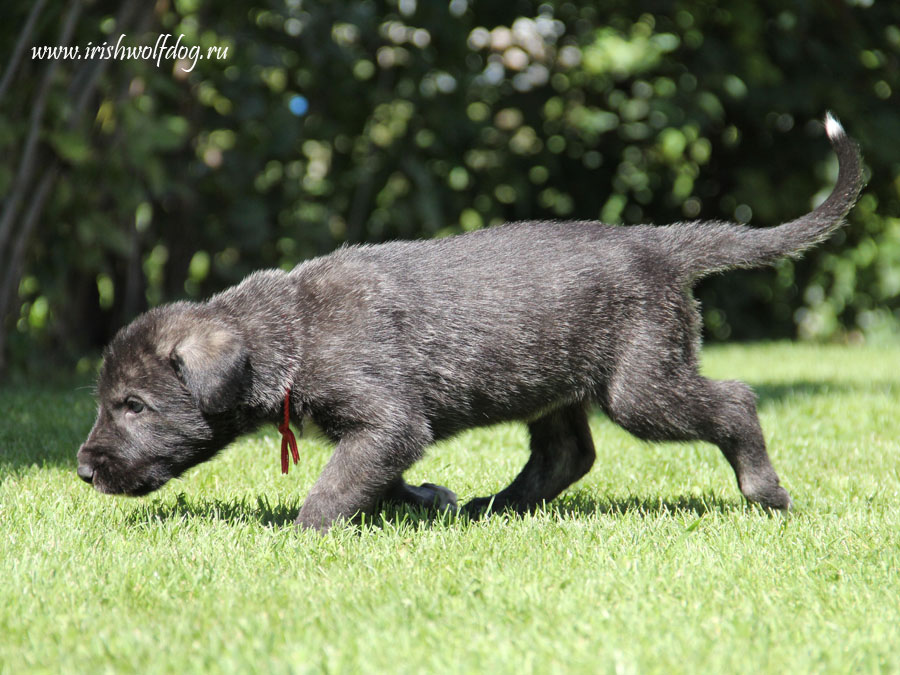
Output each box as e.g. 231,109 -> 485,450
461,495 -> 501,517
406,482 -> 458,511
744,483 -> 793,511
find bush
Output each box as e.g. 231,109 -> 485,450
1,0 -> 898,374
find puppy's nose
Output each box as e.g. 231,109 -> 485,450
77,463 -> 94,484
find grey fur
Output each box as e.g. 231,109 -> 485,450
77,115 -> 862,532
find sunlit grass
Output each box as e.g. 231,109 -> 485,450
2,343 -> 899,673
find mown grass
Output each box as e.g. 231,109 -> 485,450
1,343 -> 899,673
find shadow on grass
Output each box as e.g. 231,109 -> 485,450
0,385 -> 97,470
125,492 -> 303,529
123,492 -> 457,531
0,379 -> 279,470
552,491 -> 743,518
122,489 -> 749,532
752,379 -> 895,409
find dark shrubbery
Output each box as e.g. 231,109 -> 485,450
1,0 -> 898,374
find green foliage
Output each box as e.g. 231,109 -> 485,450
2,343 -> 900,671
1,1 -> 899,371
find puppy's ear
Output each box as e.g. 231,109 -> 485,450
169,322 -> 249,414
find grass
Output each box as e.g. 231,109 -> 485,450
1,342 -> 899,674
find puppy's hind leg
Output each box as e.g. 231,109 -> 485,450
605,352 -> 792,511
464,402 -> 596,515
706,378 -> 792,510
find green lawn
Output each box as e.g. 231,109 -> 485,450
2,343 -> 899,673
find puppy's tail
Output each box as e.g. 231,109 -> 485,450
667,113 -> 863,283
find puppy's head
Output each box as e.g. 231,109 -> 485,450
77,303 -> 249,495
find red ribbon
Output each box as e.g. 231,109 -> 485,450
278,388 -> 300,474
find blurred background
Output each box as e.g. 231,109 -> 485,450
1,0 -> 898,378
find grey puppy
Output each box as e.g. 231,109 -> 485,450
77,114 -> 861,532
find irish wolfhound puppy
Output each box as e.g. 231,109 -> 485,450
77,115 -> 861,531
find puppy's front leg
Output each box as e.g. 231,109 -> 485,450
295,422 -> 428,532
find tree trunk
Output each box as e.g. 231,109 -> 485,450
0,0 -> 155,376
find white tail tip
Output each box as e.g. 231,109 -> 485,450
824,112 -> 845,140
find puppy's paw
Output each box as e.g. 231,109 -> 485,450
409,482 -> 458,511
764,486 -> 793,511
461,495 -> 498,518
744,483 -> 793,512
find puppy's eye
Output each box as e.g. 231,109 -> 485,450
125,398 -> 145,414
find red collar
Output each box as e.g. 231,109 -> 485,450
277,388 -> 300,474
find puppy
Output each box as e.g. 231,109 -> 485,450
77,114 -> 862,531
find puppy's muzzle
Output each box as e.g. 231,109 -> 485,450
76,445 -> 95,484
